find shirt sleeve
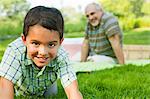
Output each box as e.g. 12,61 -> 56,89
0,45 -> 22,84
85,23 -> 90,39
57,47 -> 77,88
104,17 -> 122,38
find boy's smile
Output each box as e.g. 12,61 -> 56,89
22,25 -> 63,68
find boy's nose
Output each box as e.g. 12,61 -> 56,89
38,46 -> 48,56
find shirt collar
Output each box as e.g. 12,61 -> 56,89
100,12 -> 105,26
24,52 -> 33,66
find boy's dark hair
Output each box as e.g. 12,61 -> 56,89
23,6 -> 64,39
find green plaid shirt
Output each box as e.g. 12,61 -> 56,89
0,37 -> 76,96
85,12 -> 123,59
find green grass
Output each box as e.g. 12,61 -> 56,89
77,64 -> 150,98
14,64 -> 150,98
124,28 -> 150,45
64,32 -> 84,38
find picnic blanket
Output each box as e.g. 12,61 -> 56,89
72,60 -> 150,72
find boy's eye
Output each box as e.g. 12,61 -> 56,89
48,43 -> 56,48
32,42 -> 39,46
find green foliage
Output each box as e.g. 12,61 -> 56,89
64,22 -> 85,33
119,16 -> 150,31
0,0 -> 29,19
0,19 -> 22,36
100,0 -> 132,17
0,0 -> 23,8
99,0 -> 147,17
64,16 -> 86,33
61,7 -> 87,33
0,0 -> 27,37
135,16 -> 150,28
99,0 -> 150,30
130,0 -> 144,17
141,2 -> 150,15
119,16 -> 136,31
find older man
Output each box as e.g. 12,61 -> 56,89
81,2 -> 124,64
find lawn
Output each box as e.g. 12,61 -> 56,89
77,64 -> 150,98
123,28 -> 150,45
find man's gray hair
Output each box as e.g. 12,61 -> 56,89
86,2 -> 103,11
94,3 -> 103,11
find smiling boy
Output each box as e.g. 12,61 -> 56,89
0,6 -> 82,98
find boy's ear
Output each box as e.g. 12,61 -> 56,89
60,38 -> 64,45
21,34 -> 26,45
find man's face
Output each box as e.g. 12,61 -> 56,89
85,5 -> 102,27
22,25 -> 63,68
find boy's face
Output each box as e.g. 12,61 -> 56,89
22,25 -> 63,68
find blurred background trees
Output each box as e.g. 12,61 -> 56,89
99,0 -> 150,30
0,0 -> 29,36
0,0 -> 29,19
0,0 -> 149,36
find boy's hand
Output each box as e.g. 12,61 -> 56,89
64,80 -> 83,99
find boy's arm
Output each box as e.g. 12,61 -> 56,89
0,77 -> 14,99
64,80 -> 83,99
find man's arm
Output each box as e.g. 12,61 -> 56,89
81,39 -> 89,62
0,77 -> 14,99
64,80 -> 83,99
109,34 -> 125,64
